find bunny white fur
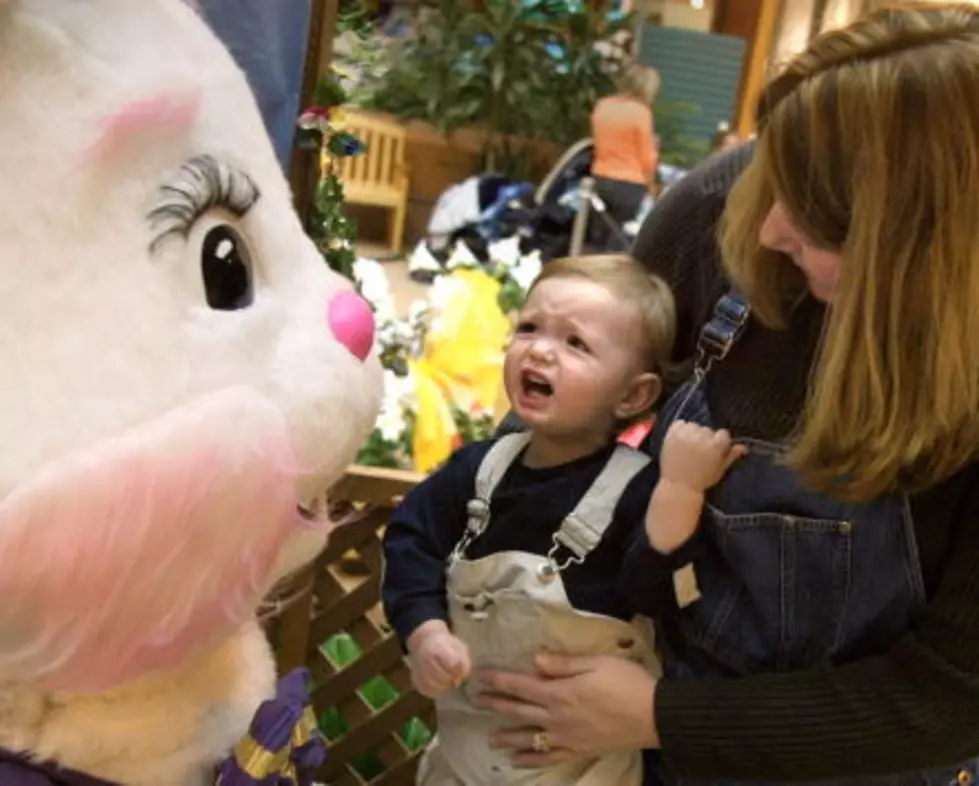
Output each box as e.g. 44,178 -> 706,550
0,0 -> 381,783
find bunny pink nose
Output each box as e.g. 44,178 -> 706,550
328,290 -> 375,362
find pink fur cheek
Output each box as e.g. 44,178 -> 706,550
0,387 -> 303,693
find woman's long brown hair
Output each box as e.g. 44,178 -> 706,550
721,3 -> 979,502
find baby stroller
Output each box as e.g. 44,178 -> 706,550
408,139 -> 685,280
534,138 -> 639,256
408,174 -> 536,281
537,139 -> 693,256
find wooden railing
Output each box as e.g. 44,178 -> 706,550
264,465 -> 430,786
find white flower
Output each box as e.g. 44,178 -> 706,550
408,241 -> 443,274
389,368 -> 418,410
508,251 -> 543,291
446,240 -> 479,270
408,299 -> 430,325
353,257 -> 394,320
375,407 -> 405,442
376,369 -> 410,441
488,235 -> 522,269
375,318 -> 402,349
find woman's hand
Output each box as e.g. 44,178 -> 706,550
472,652 -> 660,766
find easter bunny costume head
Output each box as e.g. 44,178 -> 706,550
0,1 -> 382,783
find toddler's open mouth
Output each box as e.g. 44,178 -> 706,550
521,370 -> 554,397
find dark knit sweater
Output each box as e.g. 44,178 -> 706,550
636,145 -> 979,780
500,143 -> 979,780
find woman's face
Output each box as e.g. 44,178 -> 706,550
759,201 -> 843,303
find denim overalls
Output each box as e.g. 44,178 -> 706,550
646,292 -> 978,786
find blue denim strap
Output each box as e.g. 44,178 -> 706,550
670,290 -> 751,419
695,289 -> 751,373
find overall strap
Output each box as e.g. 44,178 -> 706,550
665,288 -> 751,605
668,288 -> 753,420
472,432 -> 531,510
448,432 -> 531,564
695,288 -> 751,374
543,446 -> 651,578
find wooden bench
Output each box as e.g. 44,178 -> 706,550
334,109 -> 410,255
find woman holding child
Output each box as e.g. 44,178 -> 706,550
473,3 -> 979,784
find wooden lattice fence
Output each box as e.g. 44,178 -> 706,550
263,465 -> 432,786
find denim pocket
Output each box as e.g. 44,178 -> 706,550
678,504 -> 853,674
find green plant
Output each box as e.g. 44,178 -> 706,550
365,0 -> 477,133
533,5 -> 634,144
338,0 -> 373,38
335,32 -> 391,108
356,406 -> 416,468
291,0 -> 375,281
457,0 -> 556,175
298,78 -> 367,280
359,0 -> 634,179
451,404 -> 495,445
654,98 -> 710,169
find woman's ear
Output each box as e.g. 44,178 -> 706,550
615,372 -> 662,421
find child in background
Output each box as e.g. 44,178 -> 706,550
382,254 -> 744,785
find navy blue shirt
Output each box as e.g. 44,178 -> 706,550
0,749 -> 117,786
381,439 -> 673,645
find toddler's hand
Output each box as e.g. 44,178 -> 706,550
661,420 -> 748,493
645,422 -> 747,554
407,623 -> 472,699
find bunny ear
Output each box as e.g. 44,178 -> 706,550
0,387 -> 305,693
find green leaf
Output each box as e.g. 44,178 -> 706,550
360,675 -> 399,710
342,0 -> 644,174
319,706 -> 349,741
324,632 -> 363,666
399,718 -> 433,751
313,78 -> 347,109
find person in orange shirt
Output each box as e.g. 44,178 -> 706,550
590,64 -> 660,246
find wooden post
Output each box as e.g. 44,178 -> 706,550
288,0 -> 342,228
271,565 -> 317,674
712,0 -> 762,130
734,0 -> 780,137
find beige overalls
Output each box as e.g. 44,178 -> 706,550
417,433 -> 660,786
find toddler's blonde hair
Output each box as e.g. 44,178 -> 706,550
530,253 -> 676,377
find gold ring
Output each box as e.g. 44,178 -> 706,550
532,730 -> 551,753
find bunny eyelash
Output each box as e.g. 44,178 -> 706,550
148,155 -> 260,253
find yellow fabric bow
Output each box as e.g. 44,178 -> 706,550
411,268 -> 512,473
228,706 -> 320,783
